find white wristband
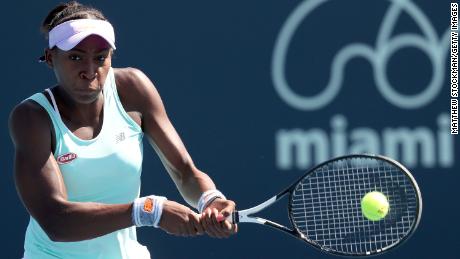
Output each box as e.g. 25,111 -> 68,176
153,197 -> 166,228
198,189 -> 226,213
132,195 -> 167,228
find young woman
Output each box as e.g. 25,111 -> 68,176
9,2 -> 237,258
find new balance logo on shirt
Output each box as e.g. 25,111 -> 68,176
115,132 -> 126,144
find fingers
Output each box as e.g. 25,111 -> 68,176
183,211 -> 203,237
216,214 -> 225,222
219,201 -> 235,222
159,201 -> 204,237
217,200 -> 238,235
201,208 -> 236,238
201,208 -> 220,238
191,212 -> 204,235
160,199 -> 237,238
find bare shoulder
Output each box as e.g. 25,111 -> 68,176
114,67 -> 155,94
113,67 -> 163,114
9,100 -> 52,150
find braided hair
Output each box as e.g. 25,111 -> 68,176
41,1 -> 107,36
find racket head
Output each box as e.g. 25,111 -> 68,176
287,154 -> 422,257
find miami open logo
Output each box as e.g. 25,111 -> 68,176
272,0 -> 453,170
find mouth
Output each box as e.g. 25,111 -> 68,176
71,87 -> 101,103
76,80 -> 100,91
73,87 -> 99,97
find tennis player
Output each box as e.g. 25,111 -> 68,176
9,1 -> 237,258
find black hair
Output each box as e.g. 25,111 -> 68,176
41,1 -> 107,36
39,1 -> 108,62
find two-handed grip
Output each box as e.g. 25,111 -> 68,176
217,211 -> 238,224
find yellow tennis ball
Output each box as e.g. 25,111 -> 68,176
361,191 -> 389,221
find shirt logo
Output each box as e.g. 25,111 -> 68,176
57,152 -> 78,164
115,132 -> 126,144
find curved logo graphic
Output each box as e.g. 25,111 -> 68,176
57,152 -> 78,165
272,0 -> 450,110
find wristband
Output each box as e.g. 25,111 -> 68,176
132,195 -> 167,228
198,189 -> 226,213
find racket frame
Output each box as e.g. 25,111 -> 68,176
228,154 -> 423,257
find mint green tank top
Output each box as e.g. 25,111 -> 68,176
23,68 -> 150,259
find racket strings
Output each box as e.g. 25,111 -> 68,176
290,157 -> 419,255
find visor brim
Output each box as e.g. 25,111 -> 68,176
55,30 -> 116,51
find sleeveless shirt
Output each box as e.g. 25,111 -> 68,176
23,68 -> 150,259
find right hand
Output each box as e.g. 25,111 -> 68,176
158,200 -> 204,237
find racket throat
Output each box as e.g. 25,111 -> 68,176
231,211 -> 264,224
233,212 -> 297,236
263,220 -> 295,234
230,211 -> 269,225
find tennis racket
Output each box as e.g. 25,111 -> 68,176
224,154 -> 422,257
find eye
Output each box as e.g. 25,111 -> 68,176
96,53 -> 110,62
69,55 -> 81,61
96,55 -> 106,62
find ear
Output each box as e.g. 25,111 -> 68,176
44,48 -> 54,68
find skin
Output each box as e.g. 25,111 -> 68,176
9,34 -> 237,241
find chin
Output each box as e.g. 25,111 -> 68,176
75,96 -> 99,104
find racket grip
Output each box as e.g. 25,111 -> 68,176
219,211 -> 239,224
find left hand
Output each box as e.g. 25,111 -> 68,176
200,198 -> 238,238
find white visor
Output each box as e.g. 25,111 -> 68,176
48,19 -> 116,51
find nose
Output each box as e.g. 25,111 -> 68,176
79,60 -> 98,80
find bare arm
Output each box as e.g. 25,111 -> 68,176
9,101 -> 133,242
115,68 -> 237,238
115,68 -> 216,208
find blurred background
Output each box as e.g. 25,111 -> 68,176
1,0 -> 457,258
